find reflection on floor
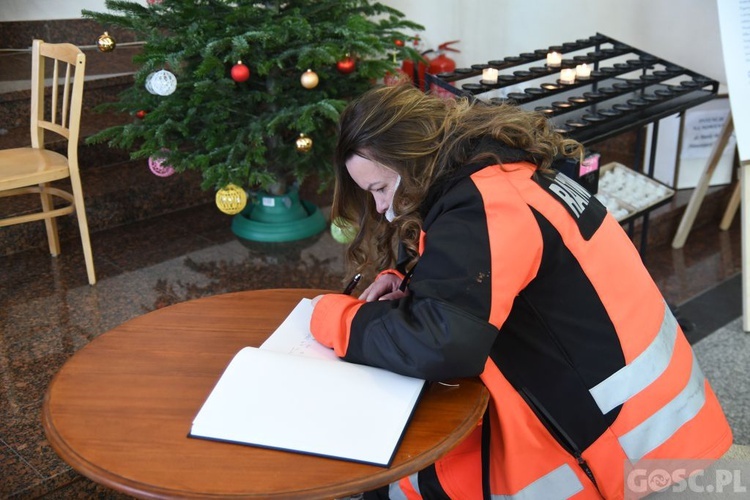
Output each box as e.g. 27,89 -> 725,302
0,201 -> 745,498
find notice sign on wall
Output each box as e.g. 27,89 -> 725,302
680,109 -> 736,160
649,98 -> 735,190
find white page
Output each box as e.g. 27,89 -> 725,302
259,298 -> 338,361
190,346 -> 424,466
192,299 -> 425,466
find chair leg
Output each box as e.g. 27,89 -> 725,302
69,176 -> 97,285
39,183 -> 61,256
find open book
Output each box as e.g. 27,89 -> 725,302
189,298 -> 426,467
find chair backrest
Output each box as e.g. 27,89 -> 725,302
30,39 -> 87,163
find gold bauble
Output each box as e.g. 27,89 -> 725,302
295,133 -> 313,153
300,69 -> 319,89
215,184 -> 247,215
97,32 -> 116,53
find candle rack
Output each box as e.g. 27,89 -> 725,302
423,33 -> 720,253
424,33 -> 719,146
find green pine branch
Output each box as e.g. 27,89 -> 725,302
82,0 -> 424,193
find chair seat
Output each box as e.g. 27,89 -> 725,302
0,147 -> 71,191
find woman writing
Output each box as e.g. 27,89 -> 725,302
310,84 -> 732,499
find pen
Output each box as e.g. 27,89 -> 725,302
398,267 -> 414,292
342,273 -> 362,295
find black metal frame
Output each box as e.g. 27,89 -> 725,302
423,33 -> 719,253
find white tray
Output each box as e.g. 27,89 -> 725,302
595,162 -> 675,221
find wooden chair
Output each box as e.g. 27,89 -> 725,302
0,39 -> 95,284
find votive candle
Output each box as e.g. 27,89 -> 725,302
482,68 -> 499,83
575,63 -> 592,79
560,68 -> 576,84
546,51 -> 562,67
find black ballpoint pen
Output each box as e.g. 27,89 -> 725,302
342,273 -> 362,295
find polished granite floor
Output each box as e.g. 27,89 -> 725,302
0,200 -> 746,498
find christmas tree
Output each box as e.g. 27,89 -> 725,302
82,0 -> 423,206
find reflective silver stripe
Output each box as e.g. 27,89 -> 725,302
589,302 -> 678,414
388,482 -> 408,500
619,352 -> 706,462
388,472 -> 419,499
492,464 -> 584,500
409,473 -> 421,495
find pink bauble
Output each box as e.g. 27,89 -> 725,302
148,155 -> 175,177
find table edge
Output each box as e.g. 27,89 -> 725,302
42,289 -> 490,498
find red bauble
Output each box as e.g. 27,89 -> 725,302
135,110 -> 147,119
231,61 -> 250,82
336,56 -> 356,74
394,39 -> 405,47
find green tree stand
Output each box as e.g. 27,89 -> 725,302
231,188 -> 326,242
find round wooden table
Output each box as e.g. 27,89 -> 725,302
43,289 -> 489,499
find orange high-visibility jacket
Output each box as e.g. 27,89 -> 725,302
311,141 -> 732,499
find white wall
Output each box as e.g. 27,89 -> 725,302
1,0 -> 727,84
387,0 -> 726,84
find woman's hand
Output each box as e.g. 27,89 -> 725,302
358,273 -> 407,302
311,272 -> 408,306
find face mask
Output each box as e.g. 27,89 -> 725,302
384,175 -> 401,223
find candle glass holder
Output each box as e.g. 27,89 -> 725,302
546,51 -> 562,68
559,68 -> 576,85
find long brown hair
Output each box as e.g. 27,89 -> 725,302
333,84 -> 583,277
